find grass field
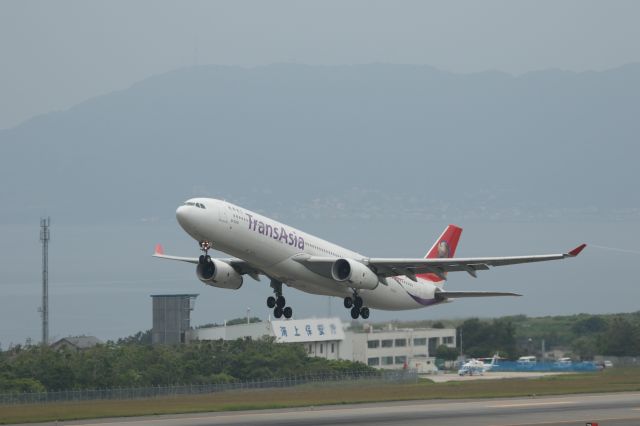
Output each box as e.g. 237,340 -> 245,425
1,368 -> 639,424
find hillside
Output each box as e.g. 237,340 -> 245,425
1,63 -> 639,225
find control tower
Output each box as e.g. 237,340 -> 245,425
151,294 -> 198,344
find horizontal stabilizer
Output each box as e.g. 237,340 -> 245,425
436,291 -> 522,299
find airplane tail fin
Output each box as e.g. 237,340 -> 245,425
416,225 -> 462,283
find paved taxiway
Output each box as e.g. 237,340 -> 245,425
428,371 -> 573,382
18,392 -> 640,426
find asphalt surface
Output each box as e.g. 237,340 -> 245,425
17,392 -> 640,426
428,371 -> 573,382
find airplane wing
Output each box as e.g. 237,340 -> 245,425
152,244 -> 199,263
152,244 -> 264,279
435,291 -> 521,299
294,244 -> 586,281
368,244 -> 586,280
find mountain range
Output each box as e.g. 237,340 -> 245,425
1,63 -> 639,225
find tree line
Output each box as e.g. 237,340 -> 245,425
0,338 -> 370,393
441,312 -> 640,360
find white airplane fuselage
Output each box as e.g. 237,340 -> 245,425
176,198 -> 440,311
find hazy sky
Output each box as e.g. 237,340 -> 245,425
2,1 -> 640,346
2,0 -> 640,129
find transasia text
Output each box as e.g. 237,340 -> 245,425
246,214 -> 305,250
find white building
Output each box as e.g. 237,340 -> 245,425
190,318 -> 456,371
190,318 -> 344,360
342,326 -> 456,372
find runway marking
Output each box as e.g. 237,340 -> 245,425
489,401 -> 573,408
491,415 -> 640,426
69,402 -> 469,425
72,404 -> 418,425
66,393 -> 640,425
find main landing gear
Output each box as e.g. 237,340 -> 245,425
344,291 -> 370,319
267,280 -> 293,319
198,241 -> 212,264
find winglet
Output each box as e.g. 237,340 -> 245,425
154,243 -> 165,256
567,243 -> 587,257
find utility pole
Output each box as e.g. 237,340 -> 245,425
40,218 -> 50,345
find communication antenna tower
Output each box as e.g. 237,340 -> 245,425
40,217 -> 50,345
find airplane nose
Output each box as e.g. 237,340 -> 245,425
176,205 -> 189,229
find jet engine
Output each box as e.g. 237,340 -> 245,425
196,259 -> 243,290
331,258 -> 379,290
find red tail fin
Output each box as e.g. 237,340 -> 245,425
416,225 -> 462,282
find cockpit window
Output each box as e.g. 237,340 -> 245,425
185,201 -> 206,209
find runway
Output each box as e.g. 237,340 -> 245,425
427,371 -> 573,382
19,392 -> 640,426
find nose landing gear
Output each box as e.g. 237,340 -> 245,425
267,280 -> 293,319
198,241 -> 212,264
344,291 -> 370,319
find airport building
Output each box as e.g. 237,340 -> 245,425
343,326 -> 455,372
189,317 -> 456,371
190,317 -> 345,360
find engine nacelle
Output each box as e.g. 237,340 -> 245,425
196,259 -> 243,290
331,258 -> 379,290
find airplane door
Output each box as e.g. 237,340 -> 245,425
218,207 -> 228,224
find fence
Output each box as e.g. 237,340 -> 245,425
593,356 -> 640,367
490,361 -> 600,372
0,369 -> 418,405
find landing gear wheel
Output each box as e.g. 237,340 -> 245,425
266,296 -> 276,308
354,296 -> 364,309
360,307 -> 370,319
283,306 -> 293,319
199,241 -> 212,261
344,297 -> 353,309
276,295 -> 286,309
274,306 -> 283,318
350,306 -> 360,319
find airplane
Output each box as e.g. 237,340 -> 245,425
153,198 -> 586,320
478,353 -> 503,371
458,354 -> 501,376
458,359 -> 486,376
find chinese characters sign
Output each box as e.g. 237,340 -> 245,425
270,318 -> 345,343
